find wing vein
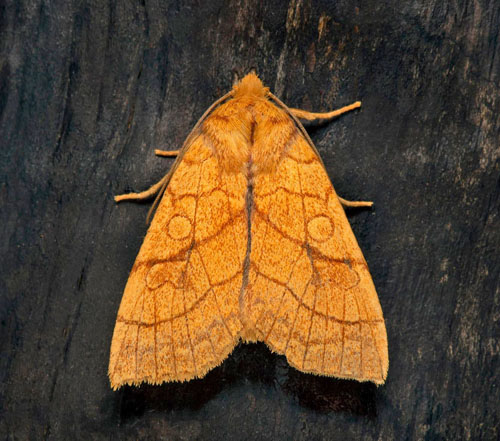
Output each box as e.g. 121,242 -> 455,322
196,248 -> 235,339
182,280 -> 198,376
339,290 -> 346,375
135,286 -> 146,382
111,287 -> 143,381
284,278 -> 312,353
264,251 -> 304,341
253,269 -> 272,334
352,289 -> 363,378
302,283 -> 319,370
357,287 -> 385,380
296,155 -> 315,370
170,283 -> 178,377
181,160 -> 207,376
321,292 -> 329,372
249,213 -> 271,330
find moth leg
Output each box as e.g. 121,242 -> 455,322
290,101 -> 361,122
155,149 -> 180,157
338,196 -> 373,208
115,174 -> 168,203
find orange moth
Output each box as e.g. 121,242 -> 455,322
109,73 -> 388,389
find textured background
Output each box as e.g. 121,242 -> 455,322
1,0 -> 499,440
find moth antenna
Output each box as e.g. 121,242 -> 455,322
146,90 -> 234,224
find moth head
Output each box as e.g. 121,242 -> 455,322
232,72 -> 269,98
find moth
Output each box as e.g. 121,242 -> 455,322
109,73 -> 388,389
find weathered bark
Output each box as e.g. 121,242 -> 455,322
0,0 -> 498,440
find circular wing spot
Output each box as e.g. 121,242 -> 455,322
307,216 -> 334,242
167,215 -> 192,240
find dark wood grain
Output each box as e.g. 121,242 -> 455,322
1,0 -> 498,440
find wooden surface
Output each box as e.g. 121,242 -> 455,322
1,0 -> 499,439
